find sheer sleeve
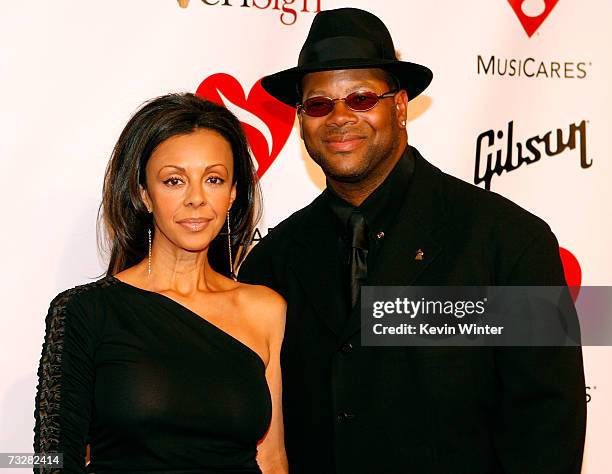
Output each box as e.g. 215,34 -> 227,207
34,287 -> 99,473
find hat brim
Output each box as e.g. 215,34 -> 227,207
261,59 -> 433,107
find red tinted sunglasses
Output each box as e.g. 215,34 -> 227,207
297,89 -> 398,117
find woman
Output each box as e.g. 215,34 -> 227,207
34,93 -> 288,473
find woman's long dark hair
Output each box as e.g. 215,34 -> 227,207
98,92 -> 262,278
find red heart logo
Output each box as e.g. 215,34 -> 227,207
507,0 -> 559,37
196,73 -> 296,177
559,247 -> 582,302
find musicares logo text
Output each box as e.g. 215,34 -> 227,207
478,3 -> 592,79
474,120 -> 592,190
176,0 -> 322,25
477,55 -> 590,79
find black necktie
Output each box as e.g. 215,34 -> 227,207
347,210 -> 369,310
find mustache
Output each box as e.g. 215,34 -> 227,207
322,129 -> 367,140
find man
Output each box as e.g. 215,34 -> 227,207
239,7 -> 586,474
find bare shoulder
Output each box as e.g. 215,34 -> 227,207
235,283 -> 286,334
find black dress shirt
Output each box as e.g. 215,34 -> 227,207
325,146 -> 415,315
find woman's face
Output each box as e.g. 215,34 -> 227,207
141,128 -> 236,254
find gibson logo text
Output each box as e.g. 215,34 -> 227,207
474,120 -> 592,190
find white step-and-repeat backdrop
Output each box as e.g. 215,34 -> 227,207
1,1 -> 610,471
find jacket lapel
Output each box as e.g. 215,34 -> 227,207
339,149 -> 449,342
289,193 -> 348,336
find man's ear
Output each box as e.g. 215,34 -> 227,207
140,185 -> 152,213
395,90 -> 409,126
297,111 -> 304,140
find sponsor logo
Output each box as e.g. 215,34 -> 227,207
507,0 -> 559,37
477,55 -> 590,79
474,120 -> 592,190
251,227 -> 274,242
196,73 -> 295,177
478,2 -> 593,79
586,385 -> 596,403
559,247 -> 581,302
176,0 -> 322,26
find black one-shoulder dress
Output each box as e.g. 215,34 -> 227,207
34,275 -> 272,473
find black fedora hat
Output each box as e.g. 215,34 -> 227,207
261,7 -> 433,107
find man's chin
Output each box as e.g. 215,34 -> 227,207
307,148 -> 369,183
324,167 -> 369,184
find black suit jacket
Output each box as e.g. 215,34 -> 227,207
239,147 -> 586,474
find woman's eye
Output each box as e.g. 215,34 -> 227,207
207,176 -> 225,185
163,177 -> 184,186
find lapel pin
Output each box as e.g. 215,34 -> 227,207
415,249 -> 424,261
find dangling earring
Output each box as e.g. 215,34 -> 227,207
145,206 -> 153,277
147,227 -> 152,277
227,209 -> 235,280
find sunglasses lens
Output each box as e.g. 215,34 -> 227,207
302,97 -> 333,117
300,91 -> 384,116
345,92 -> 379,111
